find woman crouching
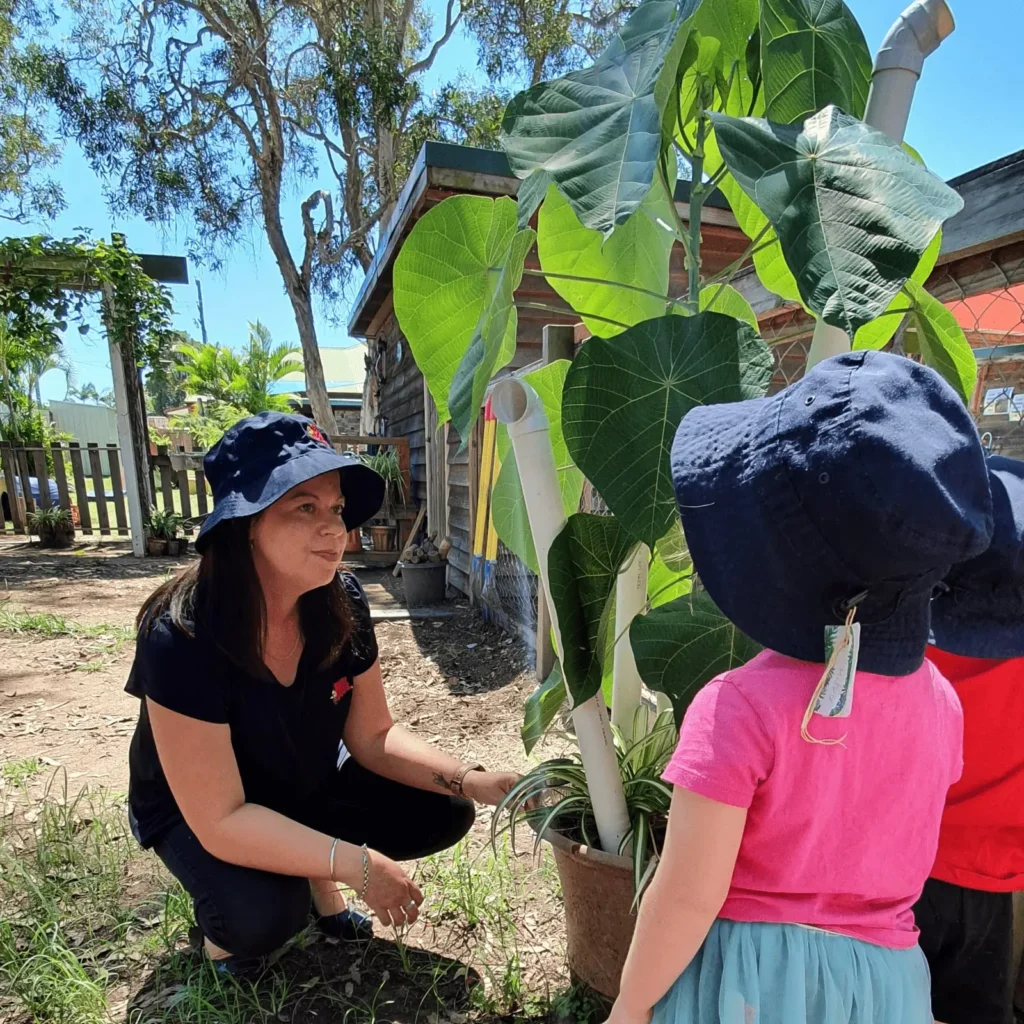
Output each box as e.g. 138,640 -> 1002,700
124,412 -> 517,973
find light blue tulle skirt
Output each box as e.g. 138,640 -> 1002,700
652,920 -> 932,1024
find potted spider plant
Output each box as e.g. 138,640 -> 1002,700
391,0 -> 970,998
360,448 -> 405,554
162,510 -> 185,556
27,507 -> 75,549
146,506 -> 173,556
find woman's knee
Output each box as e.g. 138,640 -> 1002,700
196,872 -> 310,958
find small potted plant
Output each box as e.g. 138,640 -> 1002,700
146,506 -> 172,556
163,510 -> 185,556
360,448 -> 405,555
27,507 -> 76,550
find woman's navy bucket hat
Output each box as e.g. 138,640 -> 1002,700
194,412 -> 385,553
670,350 -> 994,676
931,455 -> 1024,658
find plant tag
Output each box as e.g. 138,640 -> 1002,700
815,623 -> 861,718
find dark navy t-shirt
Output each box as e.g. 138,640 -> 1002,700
125,572 -> 378,847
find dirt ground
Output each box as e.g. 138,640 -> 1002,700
0,537 -> 574,1023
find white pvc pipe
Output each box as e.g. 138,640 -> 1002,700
611,543 -> 650,741
804,0 -> 955,373
491,378 -> 631,856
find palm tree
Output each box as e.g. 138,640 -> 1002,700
175,323 -> 300,417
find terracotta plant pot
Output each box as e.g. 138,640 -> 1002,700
369,524 -> 397,553
147,537 -> 168,557
544,827 -> 636,999
345,528 -> 363,554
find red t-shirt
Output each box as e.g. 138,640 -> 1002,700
927,648 -> 1024,892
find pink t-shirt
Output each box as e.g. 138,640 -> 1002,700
663,649 -> 963,949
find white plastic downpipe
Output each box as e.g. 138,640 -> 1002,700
804,0 -> 955,372
491,378 -> 631,856
611,543 -> 650,741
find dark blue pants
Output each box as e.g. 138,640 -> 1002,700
151,761 -> 474,958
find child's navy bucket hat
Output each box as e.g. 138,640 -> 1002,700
931,455 -> 1024,658
194,412 -> 385,553
670,350 -> 994,676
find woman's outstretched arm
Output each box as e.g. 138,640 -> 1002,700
607,788 -> 747,1024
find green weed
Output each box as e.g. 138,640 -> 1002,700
2,755 -> 44,785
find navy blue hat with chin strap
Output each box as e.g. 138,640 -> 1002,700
931,455 -> 1024,658
670,350 -> 994,676
194,412 -> 385,553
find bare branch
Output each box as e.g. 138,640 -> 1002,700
408,0 -> 463,76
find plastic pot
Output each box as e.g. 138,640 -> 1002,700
400,561 -> 447,607
166,539 -> 181,557
369,524 -> 397,552
544,827 -> 636,999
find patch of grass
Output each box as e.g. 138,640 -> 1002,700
1,756 -> 44,785
0,607 -> 135,653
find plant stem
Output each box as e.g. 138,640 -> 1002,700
687,110 -> 710,310
520,268 -> 686,314
515,301 -> 631,331
698,225 -> 774,290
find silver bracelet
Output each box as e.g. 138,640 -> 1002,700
359,843 -> 369,899
328,837 -> 340,882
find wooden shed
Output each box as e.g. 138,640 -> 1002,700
347,141 -> 751,601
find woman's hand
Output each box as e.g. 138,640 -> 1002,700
603,1000 -> 653,1024
363,848 -> 423,927
461,769 -> 519,807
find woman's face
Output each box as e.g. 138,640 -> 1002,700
250,471 -> 348,594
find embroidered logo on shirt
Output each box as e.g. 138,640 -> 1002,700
331,677 -> 352,704
306,423 -> 329,446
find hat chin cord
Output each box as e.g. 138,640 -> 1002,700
800,607 -> 857,747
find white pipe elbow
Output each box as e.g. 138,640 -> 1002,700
491,378 -> 549,438
874,0 -> 955,77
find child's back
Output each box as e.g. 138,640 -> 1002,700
666,650 -> 963,948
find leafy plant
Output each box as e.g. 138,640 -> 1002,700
27,507 -> 71,529
360,447 -> 406,519
146,505 -> 177,540
495,710 -> 679,894
394,0 -> 973,875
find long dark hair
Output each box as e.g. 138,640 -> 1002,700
137,517 -> 354,676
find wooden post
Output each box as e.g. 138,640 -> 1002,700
0,443 -> 25,534
534,325 -> 574,680
106,445 -> 130,535
31,450 -> 52,509
68,443 -> 93,534
102,280 -> 150,557
51,444 -> 71,514
88,444 -> 111,535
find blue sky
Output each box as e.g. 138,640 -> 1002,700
21,0 -> 1024,401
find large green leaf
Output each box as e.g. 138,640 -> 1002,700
710,106 -> 964,336
903,281 -> 978,404
678,0 -> 759,128
491,361 -> 584,573
393,195 -> 534,434
537,181 -> 676,338
548,514 -> 637,706
630,591 -> 761,726
699,282 -> 758,330
648,539 -> 693,609
760,0 -> 871,125
501,0 -> 704,236
562,312 -> 773,548
853,231 -> 942,352
522,663 -> 567,755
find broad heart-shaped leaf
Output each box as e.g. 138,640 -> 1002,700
703,102 -> 805,306
562,312 -> 773,548
537,181 -> 676,338
699,283 -> 758,330
490,361 -> 584,573
393,195 -> 534,432
760,0 -> 871,125
501,0 -> 704,237
548,513 -> 637,706
522,663 -> 567,755
630,591 -> 761,726
903,281 -> 978,404
710,106 -> 964,336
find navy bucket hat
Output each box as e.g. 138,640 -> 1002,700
931,455 -> 1024,658
670,350 -> 994,676
194,412 -> 385,553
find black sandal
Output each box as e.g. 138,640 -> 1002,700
187,925 -> 264,977
316,907 -> 374,942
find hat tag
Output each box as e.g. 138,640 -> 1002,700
801,606 -> 861,745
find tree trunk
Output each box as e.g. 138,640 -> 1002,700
261,190 -> 335,433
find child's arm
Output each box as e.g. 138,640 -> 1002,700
607,787 -> 747,1024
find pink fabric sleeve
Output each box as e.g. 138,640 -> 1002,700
662,675 -> 775,809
